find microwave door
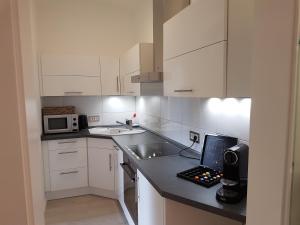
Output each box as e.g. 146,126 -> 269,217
45,116 -> 71,133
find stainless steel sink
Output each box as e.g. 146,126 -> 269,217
88,127 -> 146,136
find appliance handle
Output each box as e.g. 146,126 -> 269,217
174,89 -> 193,93
120,163 -> 136,182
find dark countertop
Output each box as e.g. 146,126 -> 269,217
41,128 -> 246,223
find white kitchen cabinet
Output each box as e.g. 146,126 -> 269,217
42,75 -> 101,96
120,43 -> 153,76
120,43 -> 153,96
41,54 -> 101,96
50,167 -> 88,191
122,71 -> 141,96
137,170 -> 165,225
87,138 -> 115,192
163,0 -> 227,60
164,42 -> 226,97
101,56 -> 121,96
43,138 -> 88,192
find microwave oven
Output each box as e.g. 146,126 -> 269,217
43,114 -> 79,134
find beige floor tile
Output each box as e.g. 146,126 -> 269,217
46,195 -> 128,225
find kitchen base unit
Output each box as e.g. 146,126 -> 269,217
137,170 -> 243,225
42,137 -> 118,200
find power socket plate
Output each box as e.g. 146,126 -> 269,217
190,131 -> 200,143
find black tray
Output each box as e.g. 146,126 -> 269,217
177,165 -> 223,188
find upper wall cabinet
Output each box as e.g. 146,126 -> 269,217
101,56 -> 120,96
164,0 -> 252,98
41,55 -> 101,96
163,0 -> 227,61
163,0 -> 227,97
120,43 -> 153,96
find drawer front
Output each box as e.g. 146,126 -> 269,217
48,138 -> 86,151
87,138 -> 117,150
49,148 -> 87,171
50,167 -> 88,191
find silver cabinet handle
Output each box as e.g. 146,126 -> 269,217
113,145 -> 119,150
109,154 -> 112,171
58,151 -> 78,155
64,91 -> 83,95
58,140 -> 77,144
117,76 -> 120,92
174,89 -> 193,93
128,91 -> 135,94
60,171 -> 78,175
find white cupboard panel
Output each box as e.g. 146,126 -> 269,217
164,0 -> 227,60
87,138 -> 116,150
122,71 -> 141,96
41,55 -> 100,76
138,170 -> 165,225
88,147 -> 115,191
49,148 -> 87,171
50,167 -> 88,191
48,138 -> 86,151
164,42 -> 226,98
101,56 -> 120,96
42,75 -> 101,96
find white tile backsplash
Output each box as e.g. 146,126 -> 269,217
136,96 -> 251,152
42,95 -> 251,152
42,96 -> 136,126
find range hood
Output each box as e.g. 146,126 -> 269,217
131,0 -> 190,85
131,0 -> 164,84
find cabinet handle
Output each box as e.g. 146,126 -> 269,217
113,145 -> 119,150
174,89 -> 193,93
58,140 -> 77,144
64,91 -> 83,95
109,154 -> 112,171
60,171 -> 79,175
58,151 -> 78,155
128,91 -> 135,94
117,76 -> 120,92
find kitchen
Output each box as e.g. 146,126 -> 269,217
0,1 -> 299,225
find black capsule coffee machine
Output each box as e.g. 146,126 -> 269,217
216,143 -> 249,203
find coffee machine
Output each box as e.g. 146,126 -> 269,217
216,143 -> 249,203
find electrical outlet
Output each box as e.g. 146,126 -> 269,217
88,115 -> 100,122
190,131 -> 200,143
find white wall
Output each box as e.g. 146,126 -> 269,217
246,0 -> 297,224
136,97 -> 251,152
42,96 -> 136,126
35,0 -> 154,57
34,0 -> 140,56
133,0 -> 153,43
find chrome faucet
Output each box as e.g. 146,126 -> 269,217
116,120 -> 133,130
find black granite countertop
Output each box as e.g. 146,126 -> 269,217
41,128 -> 246,223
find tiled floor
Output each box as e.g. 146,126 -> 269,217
46,195 -> 128,225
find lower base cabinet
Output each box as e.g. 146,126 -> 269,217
87,138 -> 117,192
137,170 -> 243,225
137,170 -> 165,225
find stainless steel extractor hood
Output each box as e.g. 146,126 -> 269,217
131,0 -> 190,84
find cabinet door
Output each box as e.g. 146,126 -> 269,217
123,72 -> 141,96
138,170 -> 165,225
120,44 -> 140,75
41,55 -> 100,76
50,167 -> 88,191
88,147 -> 115,191
164,42 -> 226,98
164,0 -> 227,60
101,56 -> 120,96
42,75 -> 101,96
